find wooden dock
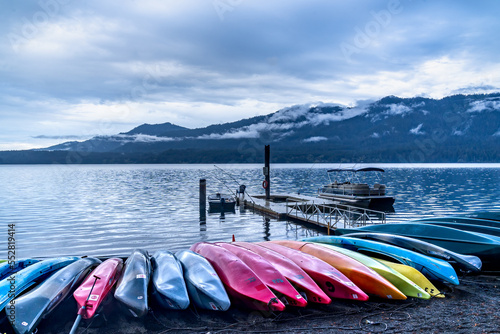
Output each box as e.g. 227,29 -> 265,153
243,193 -> 386,234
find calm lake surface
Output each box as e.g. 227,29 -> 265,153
1,163 -> 499,258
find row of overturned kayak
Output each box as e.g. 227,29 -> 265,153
1,225 -> 494,334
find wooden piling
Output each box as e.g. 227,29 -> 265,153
199,178 -> 206,222
264,145 -> 270,200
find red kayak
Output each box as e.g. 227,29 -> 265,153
259,242 -> 369,301
216,243 -> 307,307
190,242 -> 286,312
233,242 -> 331,304
73,257 -> 124,319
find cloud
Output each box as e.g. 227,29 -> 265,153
2,1 -> 500,149
384,104 -> 412,116
410,123 -> 425,135
196,101 -> 370,140
468,98 -> 500,113
303,136 -> 328,143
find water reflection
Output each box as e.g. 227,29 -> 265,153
0,164 -> 499,258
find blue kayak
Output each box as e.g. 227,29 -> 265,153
0,256 -> 79,312
333,231 -> 482,273
303,236 -> 460,285
11,257 -> 101,334
151,250 -> 190,310
176,250 -> 230,311
0,259 -> 39,281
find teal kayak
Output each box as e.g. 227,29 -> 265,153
336,223 -> 500,271
419,221 -> 500,238
413,216 -> 500,229
303,235 -> 459,285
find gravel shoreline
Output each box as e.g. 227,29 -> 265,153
7,273 -> 495,334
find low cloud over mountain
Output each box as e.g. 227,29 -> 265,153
1,93 -> 499,163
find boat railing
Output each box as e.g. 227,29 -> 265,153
286,199 -> 386,234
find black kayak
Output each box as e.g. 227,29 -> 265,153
11,257 -> 101,334
114,249 -> 151,318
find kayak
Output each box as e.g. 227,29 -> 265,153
304,235 -> 460,285
339,223 -> 500,271
277,241 -> 406,300
414,216 -> 500,228
217,242 -> 307,307
372,258 -> 444,298
191,242 -> 286,312
0,256 -> 79,312
176,250 -> 230,311
11,257 -> 101,334
334,231 -> 482,273
73,257 -> 124,319
232,242 -> 331,304
0,259 -> 39,281
262,241 -> 369,301
459,211 -> 500,222
316,243 -> 430,299
416,221 -> 500,238
114,249 -> 151,318
151,250 -> 190,310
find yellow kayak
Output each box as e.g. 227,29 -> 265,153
317,244 -> 430,300
372,258 -> 445,298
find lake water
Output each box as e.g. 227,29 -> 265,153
1,163 -> 499,259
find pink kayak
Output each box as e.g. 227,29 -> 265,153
216,243 -> 307,307
260,242 -> 368,301
233,242 -> 331,305
190,242 -> 286,312
73,257 -> 124,319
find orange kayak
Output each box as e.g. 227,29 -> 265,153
271,240 -> 406,300
233,242 -> 331,304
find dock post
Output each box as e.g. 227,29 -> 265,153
264,145 -> 270,200
199,178 -> 206,223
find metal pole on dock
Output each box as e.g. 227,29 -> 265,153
264,145 -> 270,200
200,178 -> 206,223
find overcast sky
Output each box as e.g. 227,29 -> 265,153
1,0 -> 499,150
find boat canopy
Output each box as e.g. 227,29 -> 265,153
327,167 -> 385,173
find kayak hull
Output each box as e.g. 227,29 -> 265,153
176,250 -> 230,311
232,242 -> 331,304
277,241 -> 406,300
73,257 -> 124,319
114,249 -> 151,318
264,241 -> 368,301
304,235 -> 460,285
191,242 -> 286,312
217,243 -> 307,307
12,257 -> 101,334
151,250 -> 190,310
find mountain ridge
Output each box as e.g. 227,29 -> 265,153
1,93 -> 499,164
